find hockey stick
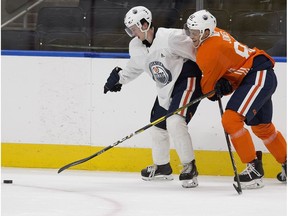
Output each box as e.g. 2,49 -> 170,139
57,90 -> 215,174
217,97 -> 242,195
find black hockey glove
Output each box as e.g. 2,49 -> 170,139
209,78 -> 233,101
104,67 -> 122,94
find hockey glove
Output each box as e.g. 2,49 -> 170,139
209,78 -> 233,101
104,67 -> 123,94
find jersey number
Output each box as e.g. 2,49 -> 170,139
234,41 -> 252,59
216,31 -> 255,59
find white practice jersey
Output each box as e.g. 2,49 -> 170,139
118,28 -> 197,109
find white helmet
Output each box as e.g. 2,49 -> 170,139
185,10 -> 216,45
124,6 -> 152,37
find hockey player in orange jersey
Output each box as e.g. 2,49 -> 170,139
184,9 -> 287,189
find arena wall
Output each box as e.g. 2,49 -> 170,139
1,51 -> 287,177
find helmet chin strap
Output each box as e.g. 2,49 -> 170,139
144,30 -> 148,40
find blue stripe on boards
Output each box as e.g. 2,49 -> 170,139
1,50 -> 130,59
273,57 -> 287,62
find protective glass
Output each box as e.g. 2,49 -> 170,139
125,24 -> 139,37
183,24 -> 201,38
125,27 -> 134,37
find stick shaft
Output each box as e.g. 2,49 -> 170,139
58,90 -> 215,173
217,98 -> 242,194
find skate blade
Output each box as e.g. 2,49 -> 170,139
240,178 -> 264,189
181,177 -> 198,188
142,174 -> 174,181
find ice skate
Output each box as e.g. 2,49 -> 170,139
141,163 -> 173,181
235,151 -> 264,189
277,161 -> 287,183
179,160 -> 198,188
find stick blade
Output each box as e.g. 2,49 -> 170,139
57,159 -> 87,174
57,147 -> 109,174
233,183 -> 242,195
58,163 -> 74,174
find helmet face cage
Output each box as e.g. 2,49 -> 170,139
124,6 -> 152,37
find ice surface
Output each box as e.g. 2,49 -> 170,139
1,168 -> 287,216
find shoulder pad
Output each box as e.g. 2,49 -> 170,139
129,38 -> 148,57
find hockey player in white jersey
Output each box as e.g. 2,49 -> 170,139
104,6 -> 202,188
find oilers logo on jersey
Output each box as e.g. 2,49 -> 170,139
149,61 -> 172,86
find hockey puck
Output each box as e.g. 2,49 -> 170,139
3,180 -> 13,184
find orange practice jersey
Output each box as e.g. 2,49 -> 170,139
196,27 -> 275,95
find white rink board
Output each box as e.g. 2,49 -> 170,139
1,55 -> 287,151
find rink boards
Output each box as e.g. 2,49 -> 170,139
1,51 -> 287,178
1,143 -> 281,177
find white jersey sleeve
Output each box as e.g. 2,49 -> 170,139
118,38 -> 146,85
